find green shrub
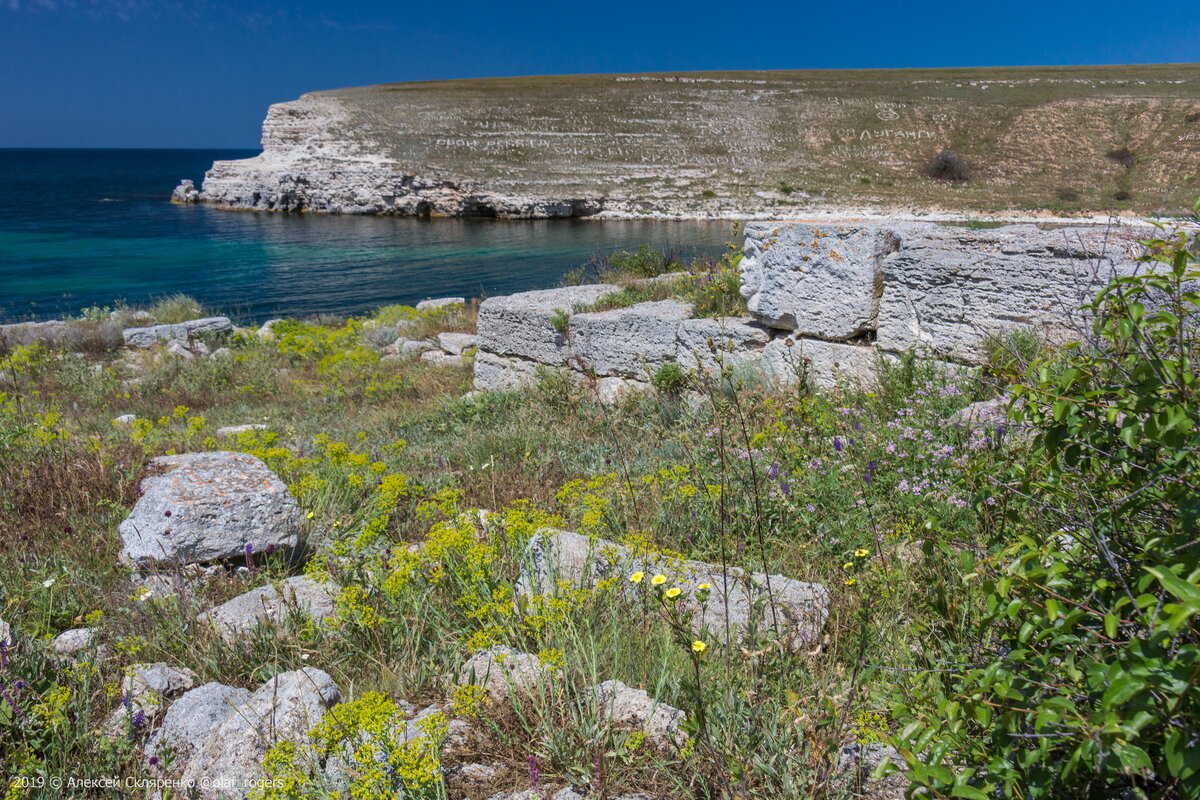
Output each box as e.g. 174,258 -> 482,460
147,293 -> 203,324
651,361 -> 689,395
887,212 -> 1200,799
602,243 -> 682,279
550,308 -> 571,335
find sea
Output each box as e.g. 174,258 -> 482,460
0,149 -> 732,323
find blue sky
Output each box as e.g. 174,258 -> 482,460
0,0 -> 1197,148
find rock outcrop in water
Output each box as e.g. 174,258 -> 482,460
176,67 -> 1200,218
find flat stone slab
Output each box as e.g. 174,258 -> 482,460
123,317 -> 234,348
215,424 -> 268,438
421,349 -> 469,367
198,575 -> 337,641
741,223 -> 898,338
476,284 -> 618,364
416,296 -> 466,311
569,300 -> 693,378
517,529 -> 829,650
118,451 -> 302,568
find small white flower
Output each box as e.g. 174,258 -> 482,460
299,653 -> 310,661
42,578 -> 56,588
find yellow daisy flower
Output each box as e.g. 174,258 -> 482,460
697,583 -> 712,590
854,548 -> 869,557
845,578 -> 857,586
665,587 -> 682,599
651,574 -> 667,585
629,571 -> 645,584
691,640 -> 707,652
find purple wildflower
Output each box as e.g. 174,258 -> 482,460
63,525 -> 73,534
833,438 -> 843,453
528,755 -> 541,793
163,510 -> 171,518
767,462 -> 780,478
266,543 -> 278,554
245,543 -> 256,574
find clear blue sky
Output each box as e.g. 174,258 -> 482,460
1,0 -> 1197,148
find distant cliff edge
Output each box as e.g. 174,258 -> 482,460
175,66 -> 1200,218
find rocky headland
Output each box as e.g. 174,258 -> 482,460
175,66 -> 1200,219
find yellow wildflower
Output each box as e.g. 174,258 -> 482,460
843,562 -> 854,569
845,578 -> 857,586
665,587 -> 682,599
698,583 -> 712,590
692,640 -> 707,652
854,548 -> 869,557
651,574 -> 667,585
629,571 -> 645,584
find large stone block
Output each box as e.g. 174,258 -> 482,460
517,529 -> 828,650
741,223 -> 898,338
675,316 -> 771,375
759,337 -> 879,390
118,452 -> 302,568
876,223 -> 1140,364
569,300 -> 693,378
476,284 -> 618,365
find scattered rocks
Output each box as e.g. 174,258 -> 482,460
591,679 -> 686,747
165,338 -> 211,359
437,331 -> 477,355
0,617 -> 12,647
416,296 -> 466,311
215,423 -> 268,438
122,317 -> 234,349
176,668 -> 341,799
118,451 -> 302,568
458,646 -> 550,704
383,336 -> 436,356
113,414 -> 138,426
198,576 -> 337,642
518,529 -> 829,650
473,350 -> 543,391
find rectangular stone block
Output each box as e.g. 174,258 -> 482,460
758,336 -> 879,390
476,284 -> 618,365
675,316 -> 771,375
569,300 -> 693,378
876,223 -> 1141,364
741,222 -> 898,338
123,317 -> 234,349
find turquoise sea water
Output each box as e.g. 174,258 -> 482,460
0,149 -> 730,323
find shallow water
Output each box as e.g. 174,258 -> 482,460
0,149 -> 731,323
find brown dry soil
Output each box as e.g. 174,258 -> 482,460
310,65 -> 1200,216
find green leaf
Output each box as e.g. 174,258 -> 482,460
1145,566 -> 1200,607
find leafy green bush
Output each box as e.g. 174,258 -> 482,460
887,213 -> 1200,798
651,361 -> 689,395
603,243 -> 682,278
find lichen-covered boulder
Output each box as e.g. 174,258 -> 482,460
118,452 -> 302,568
476,284 -> 617,365
590,680 -> 686,747
177,668 -> 341,799
458,646 -> 550,704
415,296 -> 465,311
517,529 -> 828,650
144,681 -> 254,767
198,575 -> 337,642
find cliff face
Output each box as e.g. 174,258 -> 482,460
180,66 -> 1200,218
185,96 -> 605,218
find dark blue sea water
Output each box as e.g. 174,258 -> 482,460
0,149 -> 731,323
